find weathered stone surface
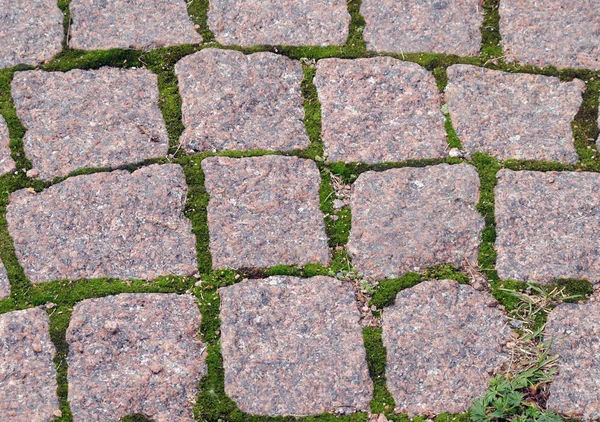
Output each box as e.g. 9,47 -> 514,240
383,280 -> 509,416
314,57 -> 447,163
67,293 -> 206,422
69,0 -> 201,50
0,259 -> 10,300
12,68 -> 169,180
176,49 -> 309,153
361,0 -> 483,56
496,170 -> 600,283
546,301 -> 600,420
220,276 -> 372,416
0,116 -> 16,176
446,65 -> 584,163
7,164 -> 198,283
208,0 -> 350,47
348,164 -> 484,280
0,308 -> 59,421
202,156 -> 330,269
499,0 -> 600,70
0,0 -> 63,69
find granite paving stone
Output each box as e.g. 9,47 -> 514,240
446,65 -> 584,163
0,259 -> 10,300
0,308 -> 59,422
66,293 -> 206,422
6,164 -> 198,283
69,0 -> 202,50
314,57 -> 447,163
496,170 -> 600,283
382,279 -> 510,416
348,164 -> 484,280
208,0 -> 350,47
219,276 -> 373,416
0,116 -> 16,176
499,0 -> 600,70
176,49 -> 309,153
361,0 -> 483,56
0,0 -> 63,69
11,68 -> 169,180
202,156 -> 330,269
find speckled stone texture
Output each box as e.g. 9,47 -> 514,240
220,276 -> 373,416
348,164 -> 484,280
176,49 -> 309,153
446,65 -> 584,163
0,308 -> 59,422
0,116 -> 16,176
67,293 -> 206,422
11,68 -> 169,180
496,170 -> 600,283
0,0 -> 63,69
383,280 -> 509,416
499,0 -> 600,70
361,0 -> 483,56
208,0 -> 350,46
7,164 -> 198,283
545,302 -> 600,420
69,0 -> 201,50
0,259 -> 10,300
202,156 -> 330,269
314,57 -> 447,163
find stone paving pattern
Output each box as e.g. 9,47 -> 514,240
315,57 -> 447,163
0,308 -> 59,422
69,0 -> 201,50
0,259 -> 10,300
7,164 -> 198,283
0,116 -> 16,177
446,65 -> 584,163
176,49 -> 309,153
66,293 -> 206,422
348,164 -> 484,280
219,276 -> 372,416
495,169 -> 600,283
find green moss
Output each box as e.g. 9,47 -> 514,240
480,0 -> 502,60
187,0 -> 216,43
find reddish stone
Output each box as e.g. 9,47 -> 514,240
0,116 -> 16,176
0,259 -> 9,300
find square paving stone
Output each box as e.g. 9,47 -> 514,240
383,279 -> 510,416
208,0 -> 350,47
67,293 -> 206,422
495,170 -> 600,283
545,301 -> 600,420
0,116 -> 16,176
175,49 -> 309,153
499,0 -> 600,70
202,156 -> 330,269
348,164 -> 484,280
0,308 -> 59,422
12,68 -> 169,180
361,0 -> 483,56
69,0 -> 202,50
6,164 -> 198,283
0,259 -> 10,300
219,276 -> 373,416
446,65 -> 584,163
314,57 -> 447,163
0,0 -> 63,69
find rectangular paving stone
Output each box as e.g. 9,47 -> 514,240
314,57 -> 447,163
69,0 -> 201,50
208,0 -> 350,46
67,293 -> 206,422
499,0 -> 600,70
219,276 -> 373,416
7,164 -> 198,283
202,156 -> 330,269
0,308 -> 59,422
0,116 -> 16,176
0,259 -> 10,300
361,0 -> 483,56
348,164 -> 484,280
175,49 -> 309,153
383,280 -> 509,416
495,169 -> 600,283
446,65 -> 584,163
12,68 -> 169,180
0,0 -> 63,69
